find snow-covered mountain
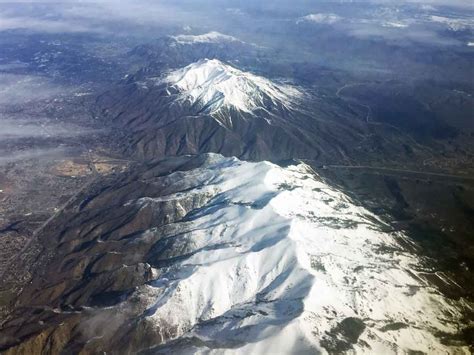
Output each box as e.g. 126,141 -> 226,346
105,59 -> 304,130
128,32 -> 261,75
97,57 -> 369,162
170,32 -> 244,45
157,59 -> 302,117
4,154 -> 468,354
128,154 -> 468,354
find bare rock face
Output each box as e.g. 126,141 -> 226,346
1,154 -> 470,354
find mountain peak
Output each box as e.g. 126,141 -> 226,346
159,59 -> 302,115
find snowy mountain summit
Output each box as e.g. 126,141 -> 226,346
170,31 -> 243,45
159,59 -> 302,116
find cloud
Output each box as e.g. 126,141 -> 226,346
404,0 -> 473,7
345,23 -> 459,45
0,1 -> 206,34
293,1 -> 471,46
0,15 -> 94,33
0,73 -> 69,104
343,0 -> 473,7
0,118 -> 94,139
0,147 -> 69,165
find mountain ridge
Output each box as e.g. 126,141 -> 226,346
0,154 -> 469,354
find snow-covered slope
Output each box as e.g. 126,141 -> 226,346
170,32 -> 243,45
158,59 -> 302,116
125,154 -> 468,354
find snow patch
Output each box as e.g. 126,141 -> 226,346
297,13 -> 343,25
226,8 -> 245,16
430,15 -> 473,31
420,4 -> 437,12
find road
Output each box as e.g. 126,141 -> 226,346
322,164 -> 474,181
